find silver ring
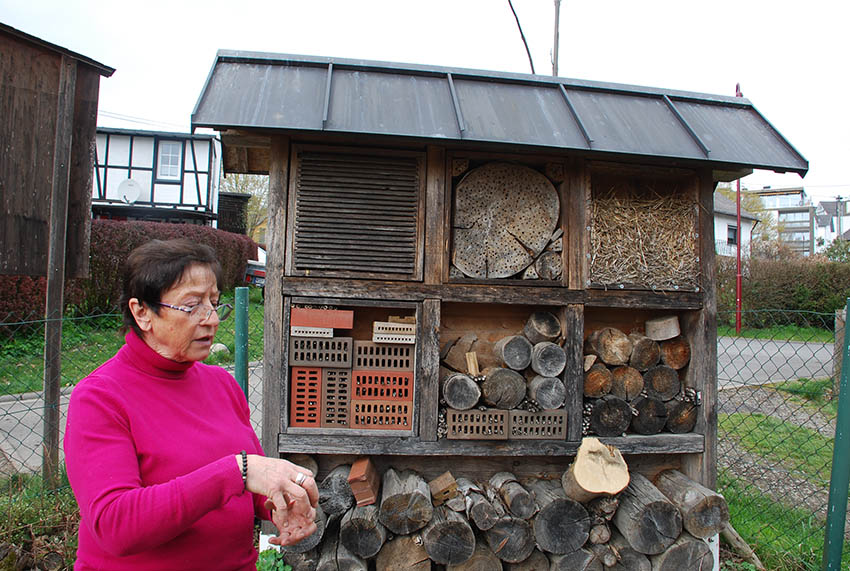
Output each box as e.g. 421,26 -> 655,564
294,472 -> 307,486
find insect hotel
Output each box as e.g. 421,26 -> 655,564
193,52 -> 807,569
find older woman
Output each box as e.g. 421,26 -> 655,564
64,239 -> 317,570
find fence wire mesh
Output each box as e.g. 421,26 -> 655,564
717,308 -> 842,569
0,299 -> 845,569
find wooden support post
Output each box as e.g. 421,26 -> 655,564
43,55 -> 76,487
419,299 -> 440,441
563,304 -> 584,441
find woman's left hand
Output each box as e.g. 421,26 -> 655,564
242,455 -> 319,545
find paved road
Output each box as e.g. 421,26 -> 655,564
1,340 -> 834,475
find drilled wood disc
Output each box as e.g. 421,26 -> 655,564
452,162 -> 559,278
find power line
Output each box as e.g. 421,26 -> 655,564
97,110 -> 187,131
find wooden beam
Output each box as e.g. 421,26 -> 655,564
43,55 -> 76,487
680,170 -> 718,489
562,304 -> 584,441
262,135 -> 290,457
418,299 -> 440,441
424,146 -> 446,285
566,158 -> 588,290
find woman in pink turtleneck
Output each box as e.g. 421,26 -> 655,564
64,239 -> 318,570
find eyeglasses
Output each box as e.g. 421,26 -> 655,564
155,302 -> 233,321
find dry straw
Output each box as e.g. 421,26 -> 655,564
590,187 -> 699,290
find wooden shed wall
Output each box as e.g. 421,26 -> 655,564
0,31 -> 100,278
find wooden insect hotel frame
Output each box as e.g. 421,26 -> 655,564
193,52 -> 807,568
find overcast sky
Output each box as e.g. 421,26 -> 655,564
2,0 -> 847,202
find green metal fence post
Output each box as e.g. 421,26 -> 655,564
823,298 -> 850,570
234,287 -> 249,400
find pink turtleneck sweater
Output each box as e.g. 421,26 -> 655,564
64,331 -> 269,570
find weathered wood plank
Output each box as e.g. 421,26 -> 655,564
585,289 -> 702,310
567,158 -> 588,289
562,304 -> 584,441
277,432 -> 703,456
419,299 -> 440,441
424,145 -> 445,285
680,170 -> 718,489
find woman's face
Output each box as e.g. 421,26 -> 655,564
135,263 -> 221,363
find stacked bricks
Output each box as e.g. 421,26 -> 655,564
351,340 -> 415,430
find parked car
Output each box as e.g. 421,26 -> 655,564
244,248 -> 266,296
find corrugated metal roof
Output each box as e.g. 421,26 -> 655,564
192,51 -> 807,176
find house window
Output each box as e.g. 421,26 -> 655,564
157,141 -> 182,180
727,225 -> 738,246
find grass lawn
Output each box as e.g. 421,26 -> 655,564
718,323 -> 834,343
0,287 -> 265,395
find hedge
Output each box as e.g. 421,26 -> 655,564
0,220 -> 258,320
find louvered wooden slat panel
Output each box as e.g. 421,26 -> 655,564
293,150 -> 422,277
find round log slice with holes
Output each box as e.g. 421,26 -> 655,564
452,162 -> 560,279
482,368 -> 527,409
584,363 -> 613,398
628,333 -> 661,371
660,336 -> 691,370
442,372 -> 482,411
526,479 -> 589,554
484,517 -> 535,563
612,473 -> 682,555
585,327 -> 633,366
589,395 -> 632,436
495,335 -> 533,370
528,375 -> 566,410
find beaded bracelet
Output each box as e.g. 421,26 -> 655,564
240,450 -> 248,491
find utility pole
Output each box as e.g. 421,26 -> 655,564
734,84 -> 743,335
837,195 -> 844,241
552,0 -> 561,76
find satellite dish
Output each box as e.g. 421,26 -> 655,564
118,179 -> 142,204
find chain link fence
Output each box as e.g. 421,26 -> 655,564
0,299 -> 846,568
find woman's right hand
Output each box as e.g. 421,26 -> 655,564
239,455 -> 319,545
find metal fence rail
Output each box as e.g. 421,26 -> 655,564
0,303 -> 844,568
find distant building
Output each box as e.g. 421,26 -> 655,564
814,198 -> 850,249
713,191 -> 758,257
747,186 -> 815,256
92,128 -> 223,226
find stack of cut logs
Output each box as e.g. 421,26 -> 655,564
282,438 -> 728,570
583,315 -> 699,437
440,311 -> 568,439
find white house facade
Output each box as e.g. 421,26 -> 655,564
92,128 -> 222,226
714,191 -> 757,257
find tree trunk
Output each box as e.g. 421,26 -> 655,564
481,368 -> 527,409
340,504 -> 387,559
588,395 -> 632,437
659,336 -> 691,370
375,534 -> 431,571
319,464 -> 355,516
457,477 -> 501,531
549,547 -> 603,571
561,437 -> 630,503
524,311 -> 562,344
379,469 -> 433,535
495,336 -> 533,370
447,538 -> 503,571
504,548 -> 548,571
283,506 -> 328,554
526,479 -> 589,554
648,531 -> 712,571
484,517 -> 535,563
528,375 -> 566,410
422,505 -> 476,565
490,472 -> 536,519
530,342 -> 566,377
612,473 -> 682,555
443,372 -> 482,411
630,397 -> 668,435
585,328 -> 632,366
607,529 -> 651,571
653,469 -> 729,539
584,364 -> 613,398
610,366 -> 644,401
628,333 -> 661,372
642,365 -> 681,401
665,400 -> 698,434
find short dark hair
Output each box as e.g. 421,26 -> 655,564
120,239 -> 223,336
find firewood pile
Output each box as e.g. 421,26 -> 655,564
439,311 -> 568,440
283,439 -> 728,570
583,315 -> 700,438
